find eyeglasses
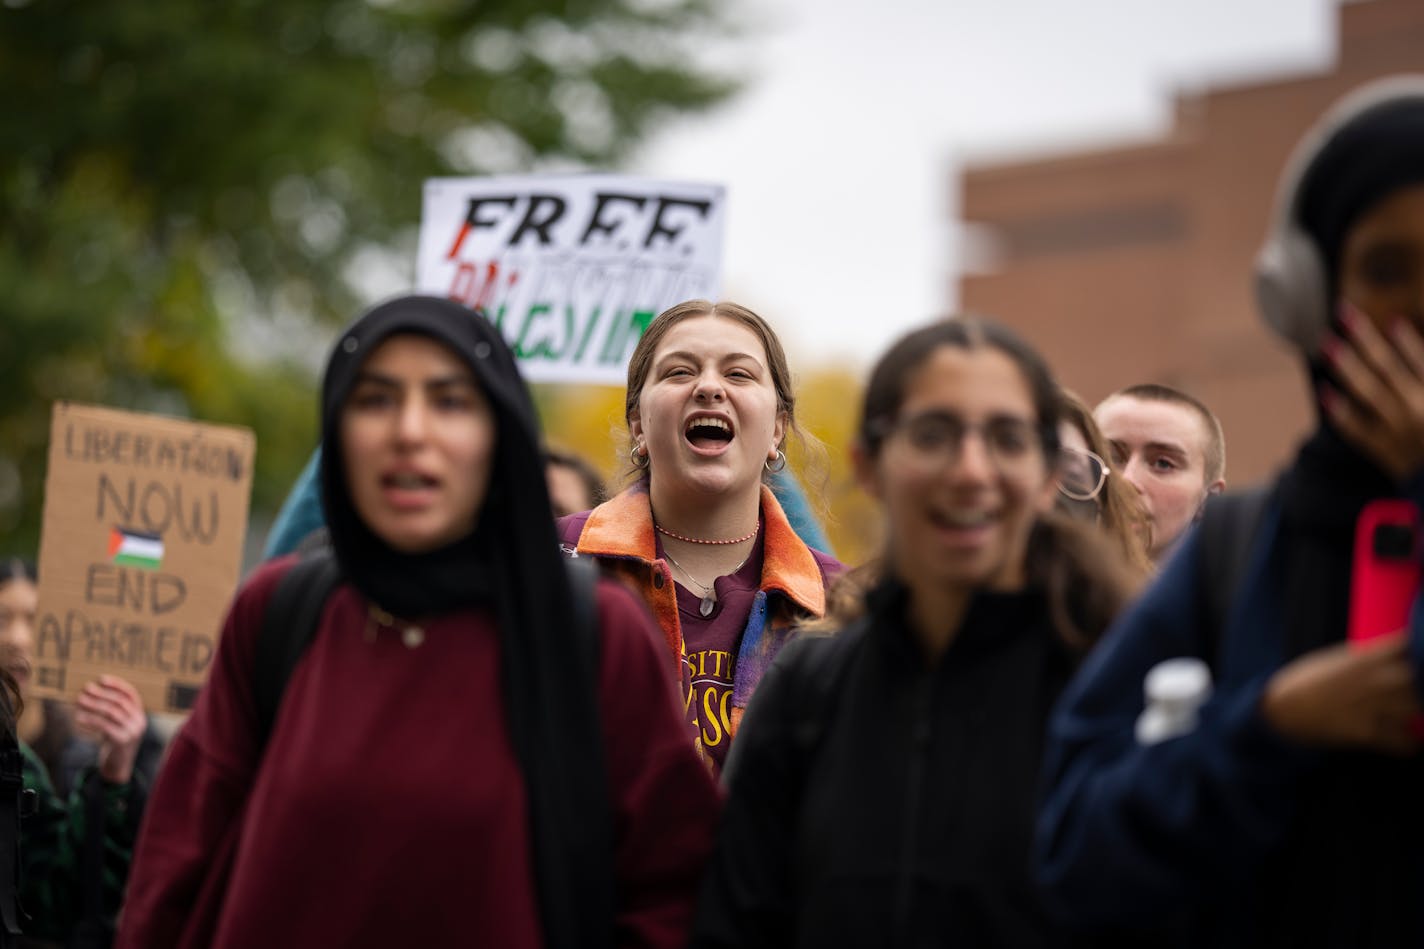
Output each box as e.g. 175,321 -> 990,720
1058,446 -> 1110,501
875,411 -> 1045,470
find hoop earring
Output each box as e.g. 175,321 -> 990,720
764,449 -> 787,473
631,444 -> 650,469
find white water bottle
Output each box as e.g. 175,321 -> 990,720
1134,658 -> 1212,745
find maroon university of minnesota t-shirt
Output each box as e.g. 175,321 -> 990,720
662,539 -> 765,771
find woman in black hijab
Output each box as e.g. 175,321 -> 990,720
1037,79 -> 1424,947
120,295 -> 719,948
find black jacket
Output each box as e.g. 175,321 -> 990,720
692,581 -> 1089,949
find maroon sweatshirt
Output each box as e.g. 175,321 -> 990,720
118,556 -> 720,948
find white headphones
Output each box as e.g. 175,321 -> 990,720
1254,75 -> 1424,355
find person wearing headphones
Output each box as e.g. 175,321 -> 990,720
1094,383 -> 1226,565
1036,78 -> 1424,946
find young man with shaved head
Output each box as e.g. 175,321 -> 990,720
1094,384 -> 1226,564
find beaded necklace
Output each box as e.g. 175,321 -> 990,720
654,521 -> 759,545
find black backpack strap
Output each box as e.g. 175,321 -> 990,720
565,556 -> 600,671
1196,485 -> 1273,668
254,551 -> 342,747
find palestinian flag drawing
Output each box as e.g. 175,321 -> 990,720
109,527 -> 164,570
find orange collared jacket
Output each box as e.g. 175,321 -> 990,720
558,480 -> 842,748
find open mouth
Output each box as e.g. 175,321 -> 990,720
383,471 -> 438,490
685,416 -> 735,451
927,507 -> 996,533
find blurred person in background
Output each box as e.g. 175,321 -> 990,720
0,561 -> 150,948
558,300 -> 842,774
0,658 -> 22,949
545,448 -> 607,520
1037,77 -> 1424,947
692,317 -> 1139,948
1057,389 -> 1153,576
1094,384 -> 1226,564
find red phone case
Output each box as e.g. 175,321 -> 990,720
1347,499 -> 1422,645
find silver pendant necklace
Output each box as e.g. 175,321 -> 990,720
661,546 -> 752,617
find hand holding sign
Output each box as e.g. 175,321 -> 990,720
74,674 -> 146,785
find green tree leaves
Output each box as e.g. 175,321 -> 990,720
0,0 -> 738,555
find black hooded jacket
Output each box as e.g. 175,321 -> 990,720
693,579 -> 1093,949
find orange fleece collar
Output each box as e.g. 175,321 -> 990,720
578,481 -> 827,618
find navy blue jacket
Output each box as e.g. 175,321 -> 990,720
1037,484 -> 1424,946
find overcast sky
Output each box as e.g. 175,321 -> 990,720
629,0 -> 1337,369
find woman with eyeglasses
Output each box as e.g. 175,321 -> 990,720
1056,390 -> 1152,574
691,317 -> 1141,948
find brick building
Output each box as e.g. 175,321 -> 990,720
958,0 -> 1424,484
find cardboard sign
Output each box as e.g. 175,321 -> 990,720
416,174 -> 726,385
32,403 -> 255,714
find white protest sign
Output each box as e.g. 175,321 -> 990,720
416,174 -> 725,385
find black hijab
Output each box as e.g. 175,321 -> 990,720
320,295 -> 612,949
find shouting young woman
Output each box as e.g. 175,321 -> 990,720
559,300 -> 842,772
